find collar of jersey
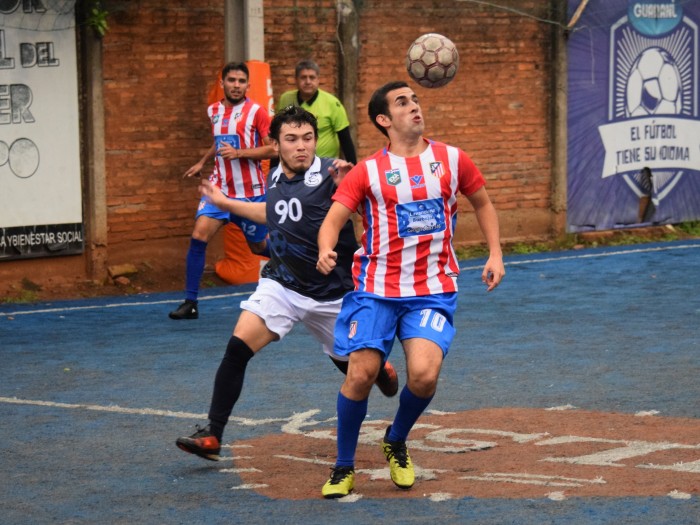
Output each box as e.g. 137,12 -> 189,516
296,89 -> 320,106
382,137 -> 434,157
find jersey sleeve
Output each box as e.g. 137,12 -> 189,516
330,96 -> 351,133
254,105 -> 272,139
458,149 -> 486,196
332,162 -> 367,212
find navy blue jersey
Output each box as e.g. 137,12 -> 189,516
261,156 -> 358,301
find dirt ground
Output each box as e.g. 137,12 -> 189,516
1,225 -> 696,304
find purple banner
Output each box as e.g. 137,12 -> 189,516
567,0 -> 700,231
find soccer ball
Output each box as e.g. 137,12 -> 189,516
406,33 -> 459,88
625,47 -> 682,117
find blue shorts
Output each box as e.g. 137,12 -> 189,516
333,291 -> 457,359
196,195 -> 268,243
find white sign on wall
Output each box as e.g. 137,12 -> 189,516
0,0 -> 83,260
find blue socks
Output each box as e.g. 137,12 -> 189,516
185,238 -> 207,301
335,392 -> 368,468
388,386 -> 434,442
333,386 -> 434,467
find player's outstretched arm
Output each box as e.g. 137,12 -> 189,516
198,180 -> 267,224
466,187 -> 505,291
184,143 -> 216,178
317,201 -> 353,274
218,136 -> 277,161
328,159 -> 354,186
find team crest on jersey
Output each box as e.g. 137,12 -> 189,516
410,175 -> 425,189
348,321 -> 357,339
430,161 -> 445,178
385,169 -> 401,186
304,172 -> 322,187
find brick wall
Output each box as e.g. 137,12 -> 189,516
266,0 -> 555,243
1,0 -> 556,291
102,1 -> 226,253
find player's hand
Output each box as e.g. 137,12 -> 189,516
329,159 -> 354,185
316,249 -> 338,275
183,161 -> 205,178
217,142 -> 239,160
198,180 -> 224,207
482,255 -> 505,292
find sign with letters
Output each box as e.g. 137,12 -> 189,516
0,0 -> 83,260
567,0 -> 700,231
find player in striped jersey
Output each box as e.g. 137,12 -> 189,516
169,62 -> 276,320
317,81 -> 505,498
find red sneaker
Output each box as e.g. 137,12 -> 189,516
375,360 -> 399,397
176,425 -> 220,461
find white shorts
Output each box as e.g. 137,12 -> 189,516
239,278 -> 347,360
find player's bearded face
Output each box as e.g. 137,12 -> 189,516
277,123 -> 317,175
222,71 -> 249,105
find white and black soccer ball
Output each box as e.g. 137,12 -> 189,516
406,33 -> 459,89
626,47 -> 682,117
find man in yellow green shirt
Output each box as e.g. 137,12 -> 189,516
276,60 -> 357,164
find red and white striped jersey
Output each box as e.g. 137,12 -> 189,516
207,98 -> 270,199
332,139 -> 485,298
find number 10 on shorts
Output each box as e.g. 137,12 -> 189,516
420,309 -> 446,332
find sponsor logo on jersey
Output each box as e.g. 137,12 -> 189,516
410,175 -> 425,189
385,169 -> 401,186
305,172 -> 322,187
430,161 -> 445,178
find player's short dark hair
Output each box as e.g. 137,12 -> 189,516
222,61 -> 249,80
270,105 -> 318,141
368,81 -> 410,137
294,59 -> 320,77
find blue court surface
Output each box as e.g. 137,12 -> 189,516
1,240 -> 698,524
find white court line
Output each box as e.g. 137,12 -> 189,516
459,243 -> 700,271
0,396 -> 288,426
1,243 -> 698,318
0,290 -> 252,317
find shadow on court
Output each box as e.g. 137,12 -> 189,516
1,240 -> 698,524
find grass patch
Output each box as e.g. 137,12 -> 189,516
2,289 -> 40,304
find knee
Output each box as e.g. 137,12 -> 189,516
343,364 -> 378,398
248,241 -> 267,255
223,336 -> 255,366
406,370 -> 439,398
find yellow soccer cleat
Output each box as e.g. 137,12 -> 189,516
321,466 -> 355,498
381,426 -> 414,489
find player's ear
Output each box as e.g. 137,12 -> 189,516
376,113 -> 391,129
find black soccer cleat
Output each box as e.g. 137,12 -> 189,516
169,300 -> 199,320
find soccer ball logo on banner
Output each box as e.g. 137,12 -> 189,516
625,47 -> 683,117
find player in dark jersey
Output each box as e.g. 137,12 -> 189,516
175,106 -> 398,461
